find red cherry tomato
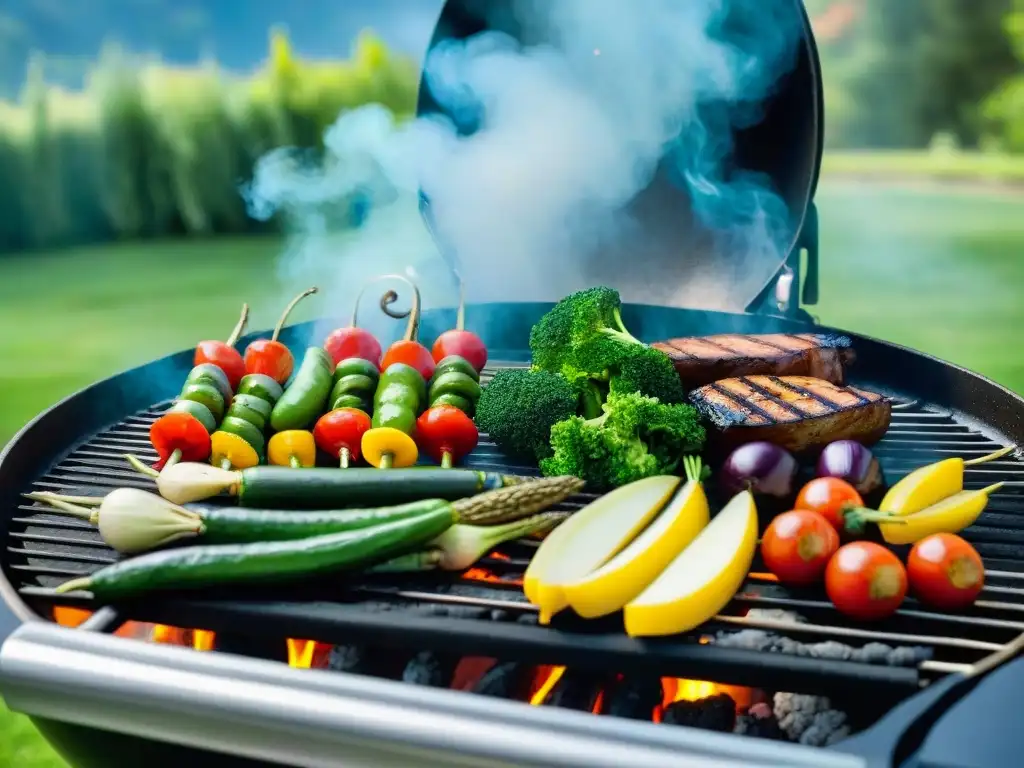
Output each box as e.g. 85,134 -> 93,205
244,339 -> 295,385
907,533 -> 984,610
313,408 -> 372,467
795,477 -> 865,534
761,509 -> 840,586
825,541 -> 907,621
324,327 -> 382,368
415,406 -> 479,468
149,412 -> 212,470
194,341 -> 245,391
432,330 -> 488,373
382,340 -> 436,381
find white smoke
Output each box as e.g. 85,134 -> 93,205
244,0 -> 804,344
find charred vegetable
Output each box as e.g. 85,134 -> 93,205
194,303 -> 249,390
314,408 -> 372,468
243,287 -> 319,385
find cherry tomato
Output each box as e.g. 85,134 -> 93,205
313,408 -> 372,467
825,541 -> 907,621
761,509 -> 840,586
149,412 -> 211,470
194,341 -> 245,391
244,339 -> 294,385
382,340 -> 436,381
907,533 -> 984,610
324,327 -> 382,368
795,477 -> 865,533
432,330 -> 488,373
415,406 -> 479,468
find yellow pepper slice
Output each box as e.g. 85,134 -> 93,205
268,430 -> 317,468
210,431 -> 260,471
361,427 -> 418,469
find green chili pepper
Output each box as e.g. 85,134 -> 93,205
379,363 -> 427,410
270,347 -> 333,431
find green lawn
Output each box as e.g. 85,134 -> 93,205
1,179 -> 1023,763
823,150 -> 1024,184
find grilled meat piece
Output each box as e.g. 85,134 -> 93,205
653,333 -> 855,390
689,375 -> 890,455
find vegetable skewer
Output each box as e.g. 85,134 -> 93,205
195,303 -> 250,390
431,275 -> 488,373
149,412 -> 211,472
378,275 -> 435,381
314,408 -> 371,468
268,430 -> 316,469
269,347 -> 334,432
362,362 -> 426,469
244,287 -> 319,385
27,476 -> 582,553
323,276 -> 402,368
416,406 -> 478,468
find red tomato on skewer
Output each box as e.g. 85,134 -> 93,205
149,412 -> 211,471
907,533 -> 984,610
825,541 -> 907,621
415,406 -> 479,468
244,287 -> 318,385
313,408 -> 372,468
761,509 -> 839,586
195,303 -> 249,390
324,327 -> 382,368
432,331 -> 487,373
382,340 -> 435,382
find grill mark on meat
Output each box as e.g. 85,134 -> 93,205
708,382 -> 774,424
658,340 -> 698,359
716,334 -> 792,354
667,338 -> 738,359
771,376 -> 874,407
738,376 -> 810,418
690,336 -> 742,355
780,334 -> 819,351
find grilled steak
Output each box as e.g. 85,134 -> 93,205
653,333 -> 855,390
689,375 -> 891,455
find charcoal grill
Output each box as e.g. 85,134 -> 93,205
4,1 -> 1024,766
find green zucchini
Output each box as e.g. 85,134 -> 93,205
168,400 -> 217,433
226,404 -> 266,432
270,347 -> 333,431
232,394 -> 273,419
237,374 -> 284,405
431,393 -> 475,417
179,383 -> 225,421
333,358 -> 380,383
185,364 -> 233,403
196,499 -> 448,544
432,356 -> 480,383
219,416 -> 266,455
55,507 -> 456,600
236,466 -> 511,509
331,393 -> 371,412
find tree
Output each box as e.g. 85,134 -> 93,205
983,0 -> 1024,152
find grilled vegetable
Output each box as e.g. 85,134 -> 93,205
148,461 -> 522,507
878,482 -> 1004,545
244,287 -> 318,385
226,394 -> 272,431
54,507 -> 457,600
269,347 -> 333,432
378,275 -> 435,381
760,509 -> 839,586
268,430 -> 316,469
825,541 -> 907,621
816,440 -> 884,495
525,475 -> 680,624
179,382 -> 225,422
149,412 -> 212,471
194,303 -> 249,390
168,400 -> 217,433
184,364 -> 233,404
719,442 -> 797,500
362,427 -> 418,469
362,362 -> 427,469
372,512 -> 565,573
314,408 -> 371,468
210,430 -> 260,471
428,371 -> 481,416
879,445 -> 1016,516
330,357 -> 379,412
433,355 -> 480,383
323,278 -> 389,367
475,368 -> 577,461
416,406 -> 478,468
907,533 -> 984,610
218,416 -> 266,455
622,490 -> 758,637
237,374 -> 284,405
561,457 -> 709,619
431,280 -> 488,372
795,477 -> 901,536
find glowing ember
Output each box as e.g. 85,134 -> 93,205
529,666 -> 565,705
286,639 -> 320,668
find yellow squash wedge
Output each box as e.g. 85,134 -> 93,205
523,475 -> 680,624
880,446 -> 1015,516
562,460 -> 710,619
623,490 -> 758,638
880,482 -> 1003,545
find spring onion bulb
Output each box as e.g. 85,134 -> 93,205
816,440 -> 884,494
24,488 -> 202,553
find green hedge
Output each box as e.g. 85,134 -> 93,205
0,30 -> 420,254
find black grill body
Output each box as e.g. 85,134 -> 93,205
2,303 -> 1024,768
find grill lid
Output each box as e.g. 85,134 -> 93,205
415,0 -> 823,312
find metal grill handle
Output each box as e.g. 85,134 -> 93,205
0,622 -> 865,768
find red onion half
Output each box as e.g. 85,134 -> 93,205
720,442 -> 798,499
816,440 -> 884,495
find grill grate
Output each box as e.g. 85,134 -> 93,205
7,364 -> 1024,700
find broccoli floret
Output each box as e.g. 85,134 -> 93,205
475,368 -> 577,461
539,391 -> 706,490
529,286 -> 684,405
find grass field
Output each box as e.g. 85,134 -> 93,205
822,151 -> 1024,184
0,178 -> 1023,765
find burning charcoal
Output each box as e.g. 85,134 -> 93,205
773,692 -> 851,747
713,630 -> 932,666
402,651 -> 460,688
472,662 -> 534,699
544,670 -> 606,711
324,644 -> 409,680
599,676 -> 663,721
734,703 -> 788,741
662,694 -> 736,732
326,644 -> 366,673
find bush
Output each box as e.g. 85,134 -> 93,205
0,29 -> 419,254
